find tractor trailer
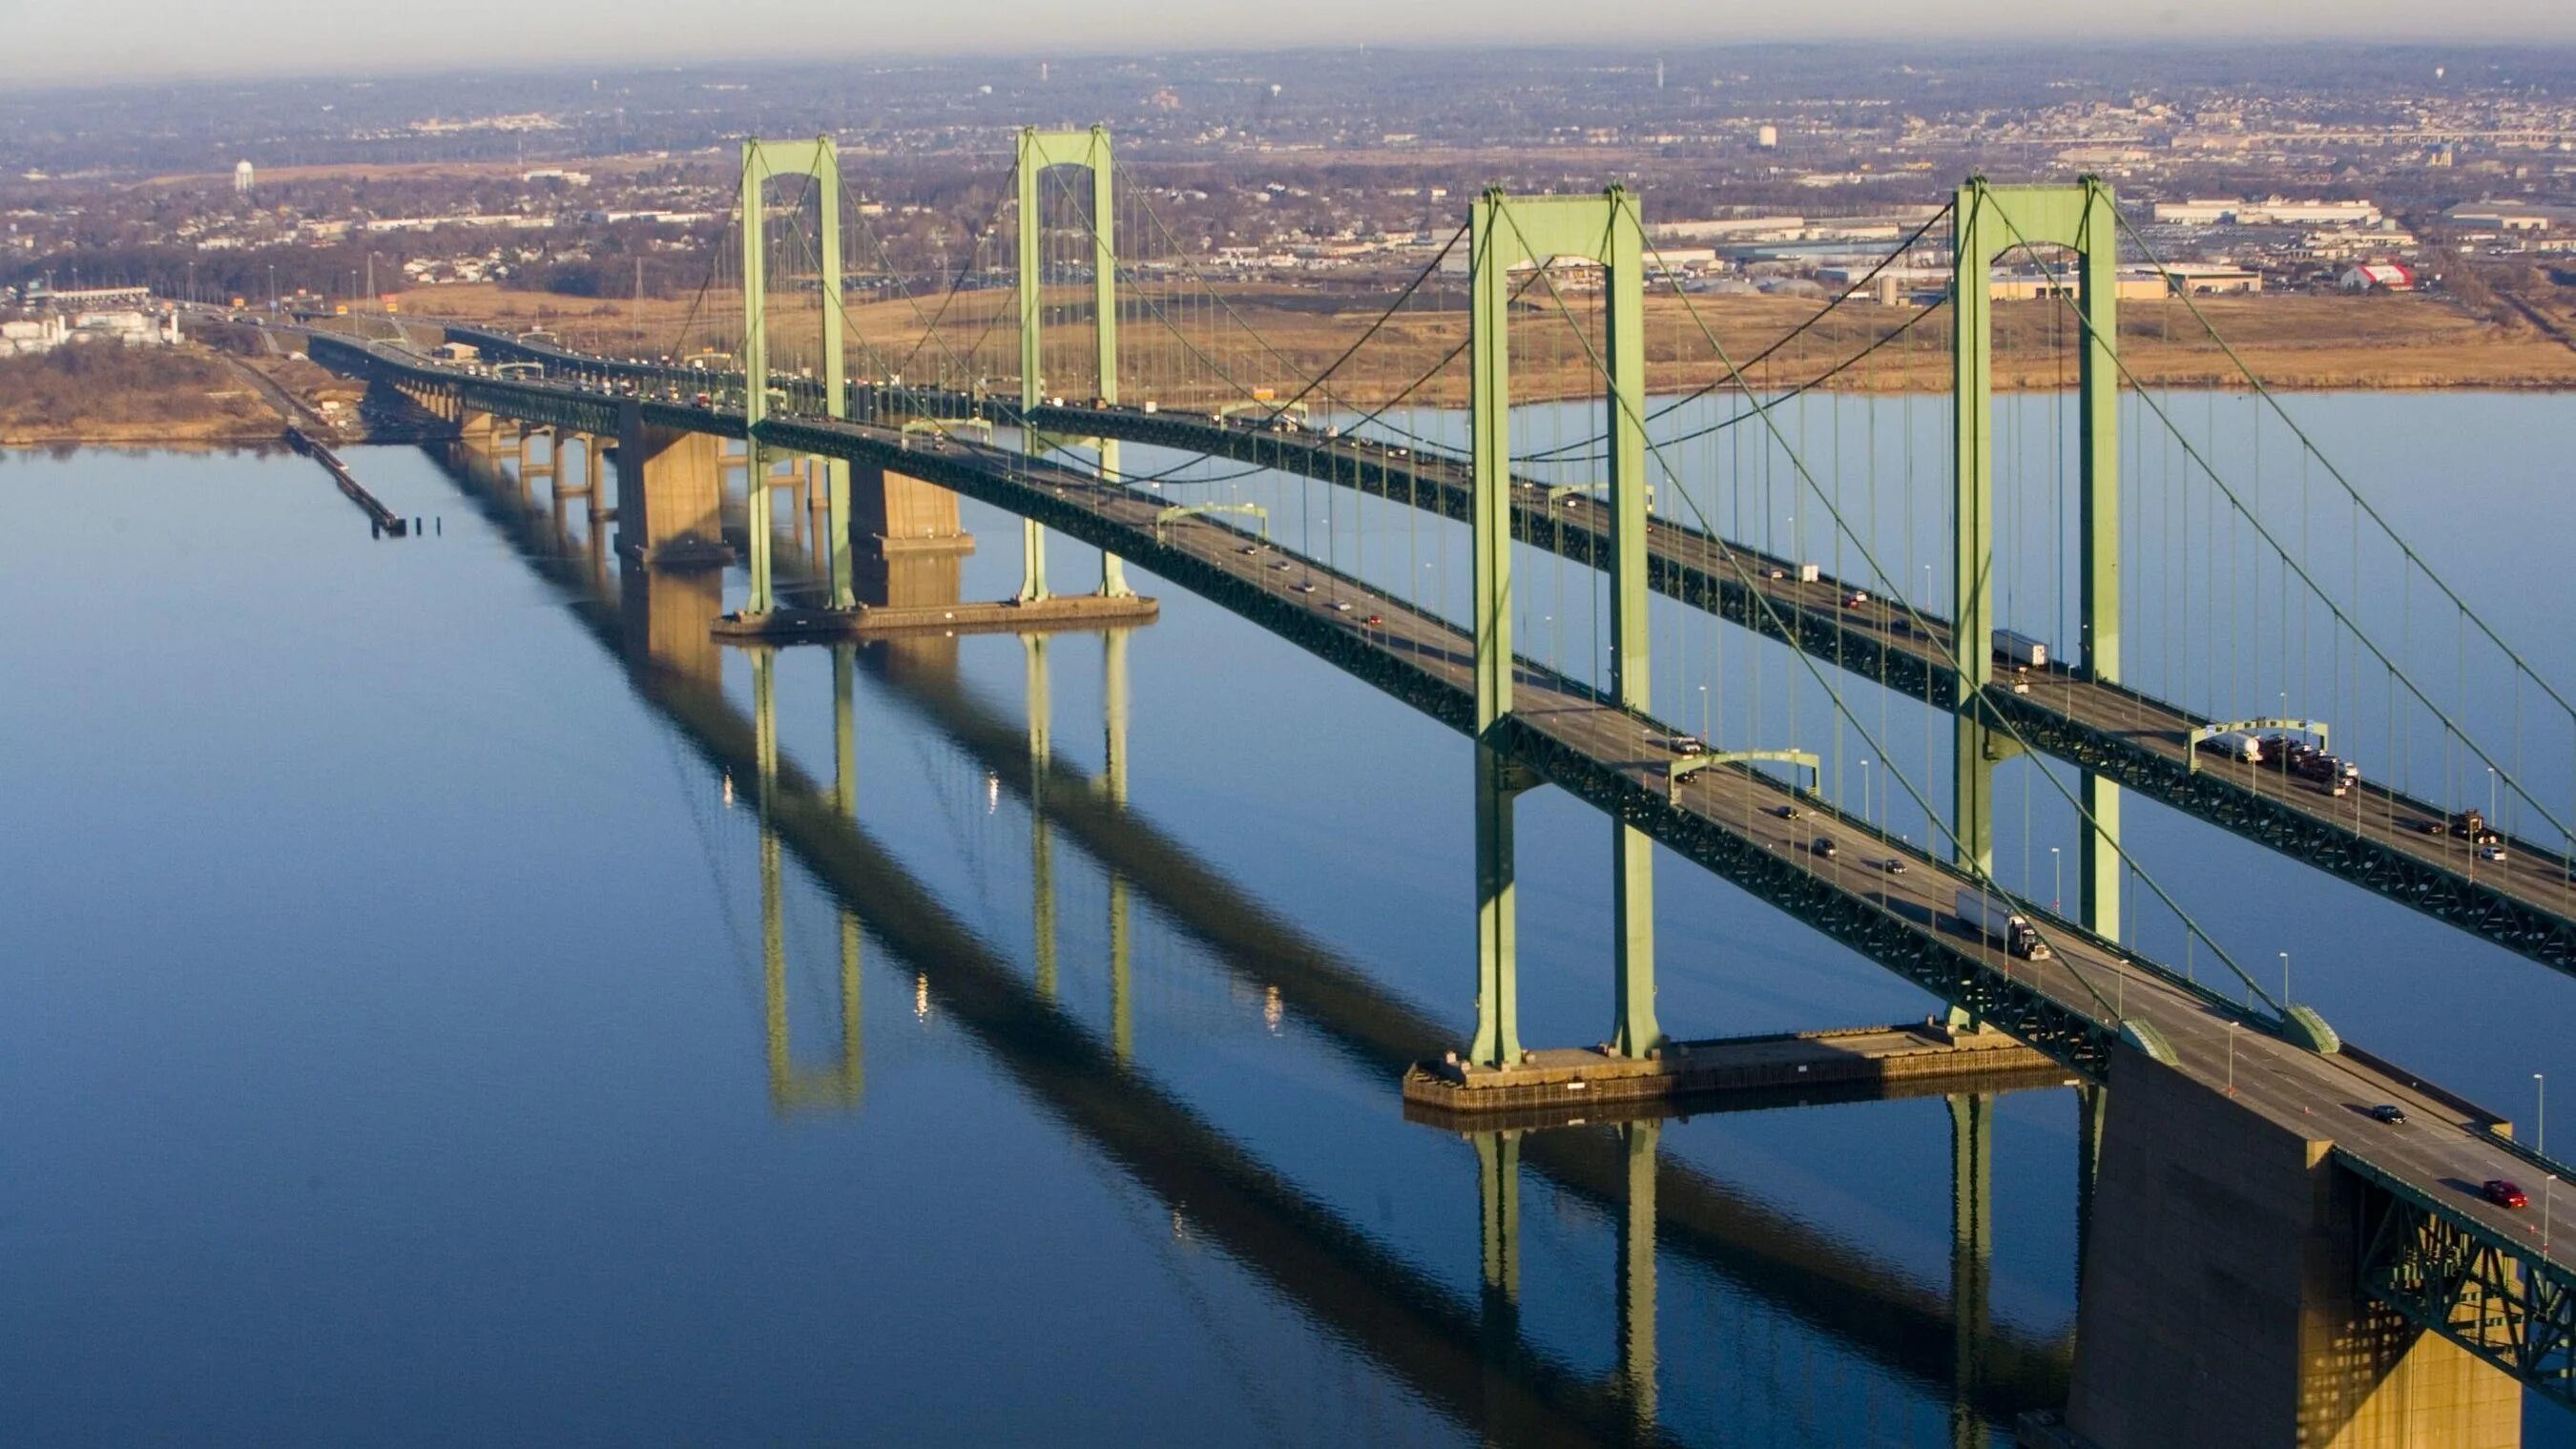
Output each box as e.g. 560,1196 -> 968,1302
1955,889 -> 2053,961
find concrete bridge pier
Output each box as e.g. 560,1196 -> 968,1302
614,402 -> 735,569
516,424 -> 556,483
854,460 -> 977,563
457,407 -> 500,457
2062,1050 -> 2522,1449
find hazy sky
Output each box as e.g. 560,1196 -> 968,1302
8,0 -> 2575,85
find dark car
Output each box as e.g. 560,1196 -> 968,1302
2483,1179 -> 2530,1210
2367,1104 -> 2407,1126
1811,837 -> 1838,859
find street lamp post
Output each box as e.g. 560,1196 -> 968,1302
2280,951 -> 2291,1008
2540,1072 -> 2551,1251
1698,684 -> 1709,745
1860,758 -> 1872,835
2050,845 -> 2062,914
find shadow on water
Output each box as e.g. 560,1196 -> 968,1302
428,438 -> 2077,1443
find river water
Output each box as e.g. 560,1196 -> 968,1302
3,393 -> 2571,1445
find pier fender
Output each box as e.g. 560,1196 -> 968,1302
2278,1004 -> 2341,1056
2117,1018 -> 2179,1066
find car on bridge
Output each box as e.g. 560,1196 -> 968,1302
2483,1179 -> 2530,1209
2368,1103 -> 2407,1125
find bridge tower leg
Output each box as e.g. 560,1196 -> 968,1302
1017,126 -> 1131,603
1467,187 -> 1660,1065
588,434 -> 613,523
740,139 -> 777,616
737,134 -> 854,617
1952,177 -> 2122,919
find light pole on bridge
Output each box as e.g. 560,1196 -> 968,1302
2280,951 -> 2291,1008
2050,845 -> 2061,915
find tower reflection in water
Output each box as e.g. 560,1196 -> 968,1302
444,428 -> 2088,1448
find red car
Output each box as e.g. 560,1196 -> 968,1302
2483,1179 -> 2530,1210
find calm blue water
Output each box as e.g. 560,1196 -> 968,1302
2,405 -> 2568,1445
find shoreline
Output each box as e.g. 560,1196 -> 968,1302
13,369 -> 2576,452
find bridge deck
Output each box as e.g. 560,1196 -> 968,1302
835,414 -> 2575,1292
320,335 -> 2576,1314
432,325 -> 2576,975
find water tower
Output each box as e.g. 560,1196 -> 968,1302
234,160 -> 254,195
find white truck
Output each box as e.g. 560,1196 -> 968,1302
1992,630 -> 2048,670
2196,730 -> 2264,763
1955,888 -> 2053,961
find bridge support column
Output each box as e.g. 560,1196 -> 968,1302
1954,179 -> 2126,908
1017,125 -> 1128,604
1951,1092 -> 1994,1449
1953,714 -> 2019,880
2067,1050 -> 2522,1449
1472,742 -> 1530,1068
1468,186 -> 1656,1066
2081,774 -> 2122,942
852,461 -> 977,559
1618,1122 -> 1660,1428
614,401 -> 732,568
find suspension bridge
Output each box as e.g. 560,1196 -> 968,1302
304,125 -> 2576,1444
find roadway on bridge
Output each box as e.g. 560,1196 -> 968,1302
436,325 -> 2576,970
318,334 -> 2575,1299
869,414 -> 2576,1284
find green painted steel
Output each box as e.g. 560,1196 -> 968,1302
739,143 -> 774,613
1470,188 -> 1663,1062
1470,740 -> 1527,1067
1016,125 -> 1130,600
2350,1150 -> 2574,1413
1669,748 -> 1820,802
325,338 -> 2576,1415
738,135 -> 853,614
1952,179 -> 2124,941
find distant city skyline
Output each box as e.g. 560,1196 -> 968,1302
10,3 -> 2576,87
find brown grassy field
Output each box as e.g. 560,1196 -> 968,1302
0,345 -> 282,445
379,279 -> 2576,409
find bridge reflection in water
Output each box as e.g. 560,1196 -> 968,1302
424,426 -> 2115,1446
